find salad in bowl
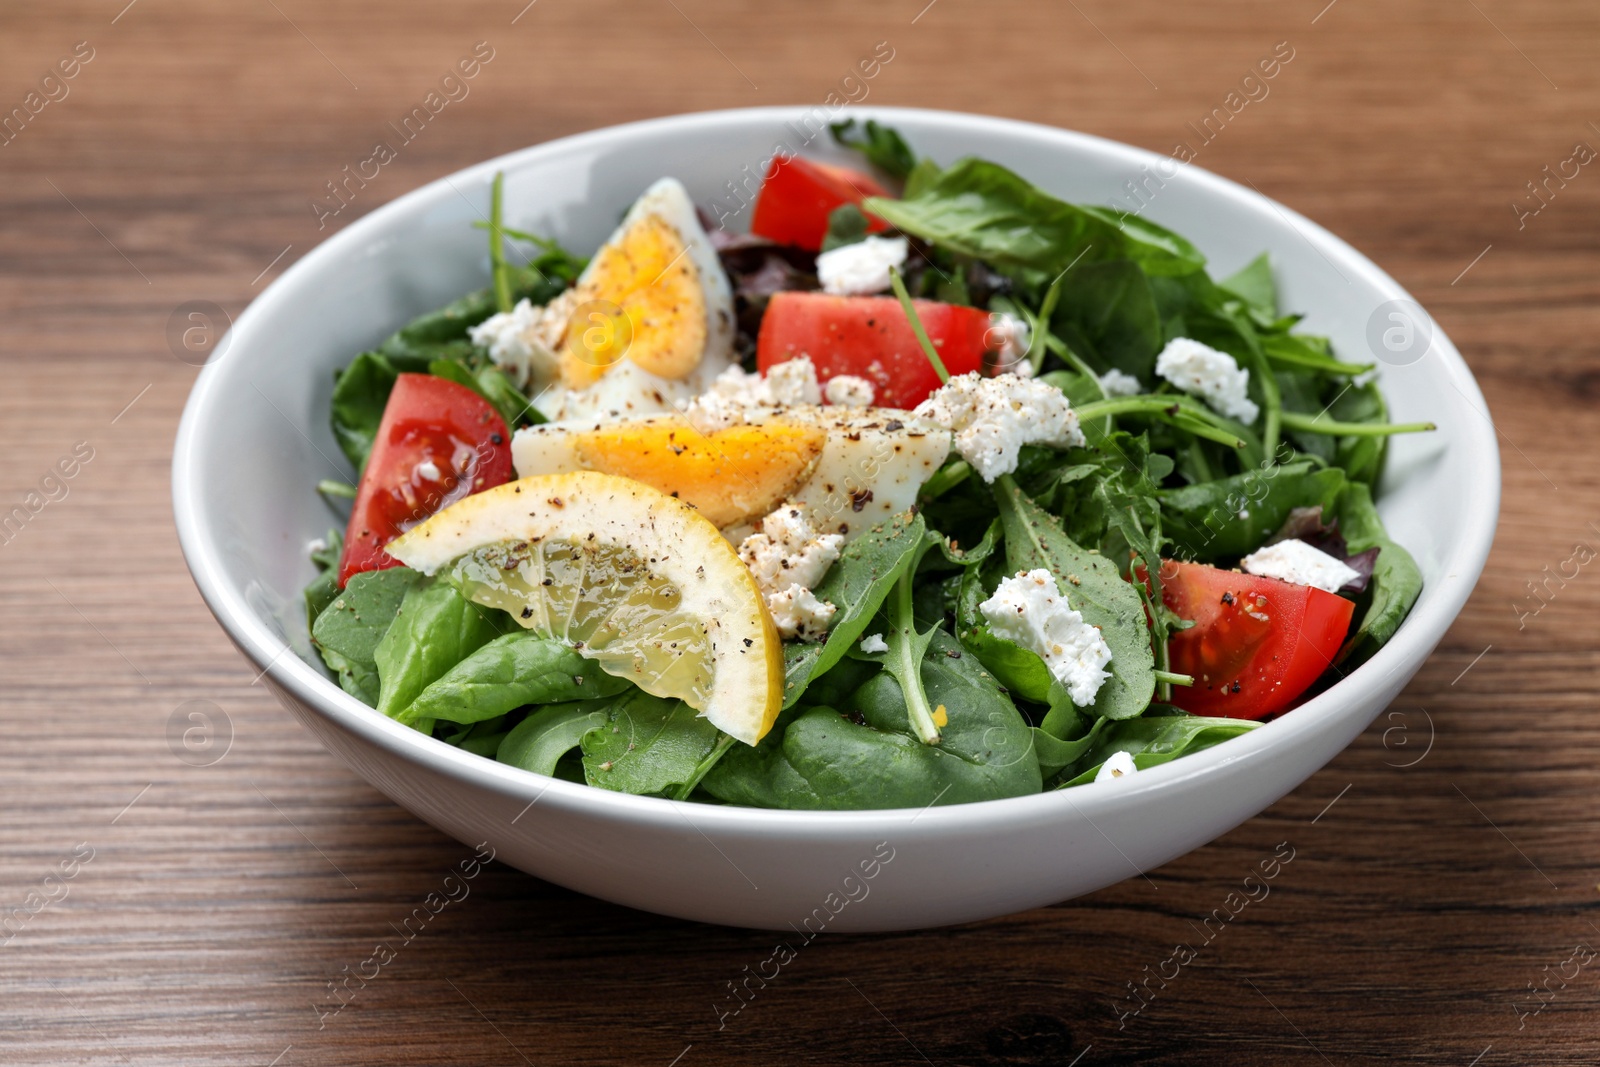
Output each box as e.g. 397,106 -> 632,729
302,121 -> 1432,812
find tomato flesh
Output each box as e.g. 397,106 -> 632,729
1159,560 -> 1354,720
338,373 -> 512,586
757,292 -> 994,409
750,156 -> 891,251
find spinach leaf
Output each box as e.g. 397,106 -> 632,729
329,351 -> 398,473
498,700 -> 610,776
829,118 -> 917,180
581,689 -> 722,797
1159,461 -> 1345,561
783,512 -> 927,709
425,358 -> 537,430
377,266 -> 572,367
399,631 -> 631,726
863,158 -> 1205,279
303,528 -> 344,628
994,476 -> 1155,720
374,576 -> 510,722
311,567 -> 421,705
704,631 -> 1040,810
1330,378 -> 1389,486
1220,252 -> 1277,321
1048,260 -> 1163,379
902,157 -> 942,199
1058,712 -> 1260,786
1337,483 -> 1422,666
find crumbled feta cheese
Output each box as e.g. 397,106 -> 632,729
677,359 -> 822,432
914,372 -> 1085,482
1096,368 -> 1143,397
815,236 -> 908,296
307,536 -> 328,557
1241,538 -> 1361,593
859,632 -> 888,654
823,374 -> 875,407
766,585 -> 837,642
766,357 -> 822,406
979,568 -> 1112,707
1095,750 -> 1138,782
738,502 -> 844,639
468,289 -> 577,387
1154,337 -> 1259,423
987,312 -> 1033,376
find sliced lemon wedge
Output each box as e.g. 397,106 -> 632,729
385,472 -> 782,745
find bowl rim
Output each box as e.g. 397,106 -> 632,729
173,104 -> 1500,835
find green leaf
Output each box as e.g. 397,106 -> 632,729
424,358 -> 537,429
704,631 -> 1041,810
329,351 -> 398,473
1159,461 -> 1345,561
1220,252 -> 1277,320
902,157 -> 942,199
580,689 -> 722,796
1058,712 -> 1260,786
783,512 -> 927,709
400,631 -> 631,726
311,567 -> 421,705
1337,483 -> 1422,666
863,158 -> 1205,279
1048,260 -> 1163,379
303,528 -> 345,629
821,203 -> 871,251
374,576 -> 510,721
828,118 -> 917,180
993,477 -> 1155,720
498,701 -> 610,776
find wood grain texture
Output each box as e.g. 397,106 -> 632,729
2,0 -> 1597,1063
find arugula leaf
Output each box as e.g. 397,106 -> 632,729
1057,712 -> 1260,786
399,631 -> 630,726
374,576 -> 510,722
1337,483 -> 1421,666
993,476 -> 1155,720
311,567 -> 421,705
498,700 -> 610,776
329,351 -> 398,473
580,689 -> 722,796
1159,460 -> 1345,561
828,118 -> 917,180
704,631 -> 1040,810
783,512 -> 927,709
864,158 -> 1205,279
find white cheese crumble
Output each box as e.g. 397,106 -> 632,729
1154,337 -> 1259,423
678,359 -> 822,432
766,586 -> 837,642
1240,538 -> 1361,594
815,236 -> 908,296
738,502 -> 844,639
859,632 -> 888,654
468,289 -> 577,388
979,568 -> 1112,707
1095,750 -> 1138,783
823,374 -> 875,407
1096,368 -> 1143,397
913,372 -> 1086,482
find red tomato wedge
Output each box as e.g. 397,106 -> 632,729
1157,560 -> 1354,720
757,291 -> 994,409
750,156 -> 891,251
338,373 -> 512,587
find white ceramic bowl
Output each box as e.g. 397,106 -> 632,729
173,107 -> 1498,931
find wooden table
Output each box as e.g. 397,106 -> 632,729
3,0 -> 1596,1062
